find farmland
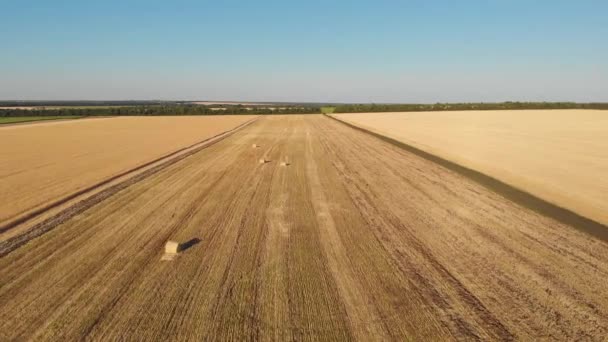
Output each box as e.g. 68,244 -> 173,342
334,110 -> 608,226
0,116 -> 255,230
1,114 -> 607,340
0,116 -> 83,125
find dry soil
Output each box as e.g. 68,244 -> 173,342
1,115 -> 607,341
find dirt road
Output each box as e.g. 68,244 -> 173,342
1,115 -> 607,340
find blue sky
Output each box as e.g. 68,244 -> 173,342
1,0 -> 607,102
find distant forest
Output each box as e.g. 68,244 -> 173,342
0,100 -> 167,107
331,102 -> 608,113
0,104 -> 321,117
1,102 -> 607,117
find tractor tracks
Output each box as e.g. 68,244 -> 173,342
0,117 -> 259,257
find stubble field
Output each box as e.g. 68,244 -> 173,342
0,116 -> 255,230
333,110 -> 608,226
1,115 -> 607,340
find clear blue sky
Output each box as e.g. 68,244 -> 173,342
1,0 -> 607,103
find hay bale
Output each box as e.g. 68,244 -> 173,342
259,158 -> 267,164
280,162 -> 289,166
252,144 -> 258,148
165,241 -> 180,254
162,240 -> 181,261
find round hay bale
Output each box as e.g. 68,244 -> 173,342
280,162 -> 289,166
252,144 -> 258,148
259,158 -> 267,164
165,241 -> 180,254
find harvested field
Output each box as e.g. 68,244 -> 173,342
192,101 -> 273,106
0,106 -> 38,110
0,116 -> 256,229
334,110 -> 608,226
1,115 -> 607,340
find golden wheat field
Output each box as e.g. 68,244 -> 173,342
0,116 -> 255,229
334,110 -> 608,226
1,115 -> 608,340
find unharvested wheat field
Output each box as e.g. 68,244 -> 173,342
0,116 -> 255,229
334,110 -> 608,226
1,115 -> 608,340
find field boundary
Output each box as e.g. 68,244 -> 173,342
0,117 -> 260,256
0,116 -> 87,126
325,114 -> 608,242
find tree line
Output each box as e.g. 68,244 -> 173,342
332,102 -> 608,113
0,104 -> 322,117
0,100 -> 166,107
2,102 -> 607,117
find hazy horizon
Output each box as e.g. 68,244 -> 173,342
2,1 -> 607,103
